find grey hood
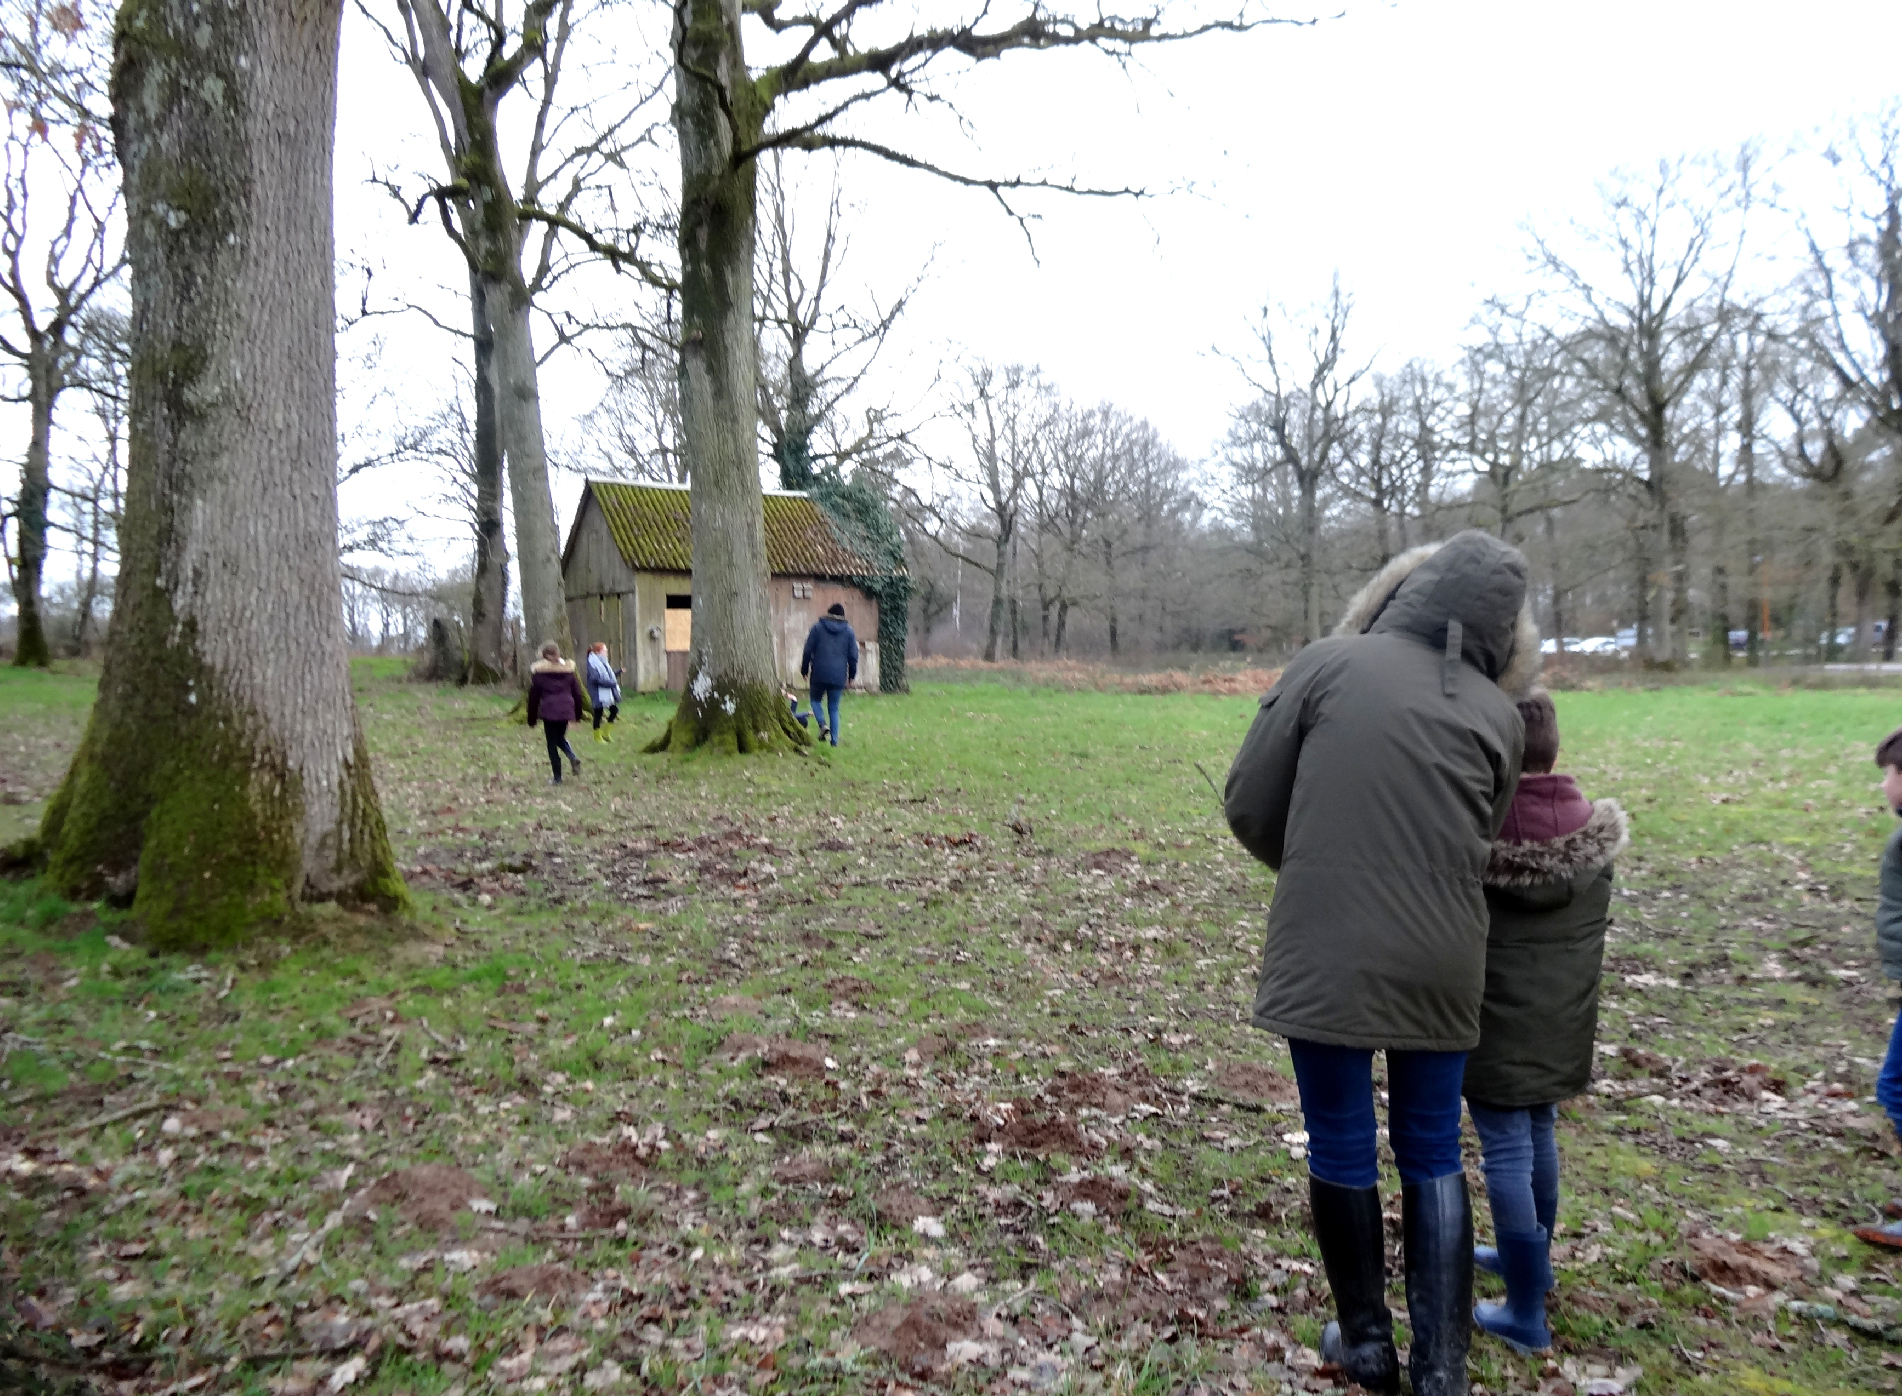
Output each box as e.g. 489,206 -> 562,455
1335,530 -> 1541,698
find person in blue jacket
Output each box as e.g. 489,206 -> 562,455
800,602 -> 859,747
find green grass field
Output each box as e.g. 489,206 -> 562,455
6,665 -> 1902,1395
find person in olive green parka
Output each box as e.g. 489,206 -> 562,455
1225,530 -> 1542,1396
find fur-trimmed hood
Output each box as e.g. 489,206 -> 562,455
531,657 -> 575,674
1334,532 -> 1542,698
1485,798 -> 1628,889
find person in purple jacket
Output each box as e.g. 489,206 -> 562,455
526,641 -> 585,784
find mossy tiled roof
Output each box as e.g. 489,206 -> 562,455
584,480 -> 878,579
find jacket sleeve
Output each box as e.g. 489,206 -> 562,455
526,680 -> 540,726
847,628 -> 860,682
1879,828 -> 1902,980
800,627 -> 815,679
1222,659 -> 1320,871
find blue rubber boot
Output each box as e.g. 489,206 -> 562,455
1473,1228 -> 1552,1355
1476,1181 -> 1557,1286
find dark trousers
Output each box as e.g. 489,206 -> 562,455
591,703 -> 619,730
1879,1003 -> 1902,1136
810,683 -> 843,742
1288,1038 -> 1468,1188
1467,1099 -> 1558,1235
543,719 -> 578,778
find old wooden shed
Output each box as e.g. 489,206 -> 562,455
562,479 -> 883,692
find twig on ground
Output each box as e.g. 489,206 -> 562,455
32,1095 -> 165,1141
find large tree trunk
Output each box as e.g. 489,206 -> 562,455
11,349 -> 57,668
32,0 -> 404,948
983,528 -> 1009,663
649,0 -> 804,752
466,272 -> 509,683
486,281 -> 568,659
1886,553 -> 1901,663
1298,469 -> 1320,646
1666,507 -> 1690,667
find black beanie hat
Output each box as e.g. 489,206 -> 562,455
827,602 -> 846,617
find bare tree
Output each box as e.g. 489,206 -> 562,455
1533,155 -> 1750,665
33,0 -> 404,947
1225,278 -> 1366,645
1456,303 -> 1584,544
756,155 -> 920,490
361,0 -> 670,662
651,0 -> 1299,750
0,0 -> 123,667
60,301 -> 124,655
904,363 -> 1052,662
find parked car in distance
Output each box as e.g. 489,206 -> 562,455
1573,636 -> 1623,656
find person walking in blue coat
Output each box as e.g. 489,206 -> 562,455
800,602 -> 859,746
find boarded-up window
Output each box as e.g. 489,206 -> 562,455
664,594 -> 692,652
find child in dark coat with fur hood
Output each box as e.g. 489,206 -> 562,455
1464,689 -> 1627,1355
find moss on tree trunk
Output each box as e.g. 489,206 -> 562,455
27,0 -> 407,948
644,669 -> 809,754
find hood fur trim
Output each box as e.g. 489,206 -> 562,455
1332,540 -> 1543,698
531,658 -> 574,674
1485,799 -> 1627,888
1333,543 -> 1442,638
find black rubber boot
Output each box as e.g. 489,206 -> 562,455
1309,1176 -> 1400,1395
1403,1172 -> 1473,1396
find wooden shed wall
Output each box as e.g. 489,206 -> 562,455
770,579 -> 879,692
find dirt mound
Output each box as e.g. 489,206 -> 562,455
479,1264 -> 585,1300
1162,1238 -> 1249,1301
774,1156 -> 834,1186
1687,1234 -> 1804,1291
347,1164 -> 486,1232
1213,1060 -> 1299,1104
1057,1176 -> 1133,1216
1047,1069 -> 1155,1114
852,1294 -> 979,1376
763,1038 -> 830,1079
559,1140 -> 649,1178
874,1186 -> 936,1224
1684,1059 -> 1787,1106
825,975 -> 876,1005
978,1103 -> 1097,1158
577,1194 -> 632,1229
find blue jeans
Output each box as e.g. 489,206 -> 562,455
1878,1004 -> 1902,1137
810,683 -> 843,743
1467,1100 -> 1558,1236
1288,1038 -> 1468,1188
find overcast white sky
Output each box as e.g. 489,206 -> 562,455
12,0 -> 1902,600
325,0 -> 1902,564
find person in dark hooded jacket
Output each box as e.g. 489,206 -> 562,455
1224,530 -> 1539,1396
800,603 -> 859,747
1463,688 -> 1626,1357
526,642 -> 585,784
